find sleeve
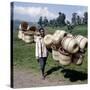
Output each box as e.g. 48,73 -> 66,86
35,40 -> 39,58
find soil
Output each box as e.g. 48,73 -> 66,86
13,68 -> 87,88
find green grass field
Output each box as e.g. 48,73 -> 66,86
13,25 -> 88,83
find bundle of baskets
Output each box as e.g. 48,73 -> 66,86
18,22 -> 41,43
44,30 -> 88,66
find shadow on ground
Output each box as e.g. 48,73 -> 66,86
45,66 -> 87,82
45,66 -> 62,76
61,69 -> 87,82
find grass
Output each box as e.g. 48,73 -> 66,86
13,31 -> 61,71
13,25 -> 88,83
45,25 -> 87,37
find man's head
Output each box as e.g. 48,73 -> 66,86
39,28 -> 45,37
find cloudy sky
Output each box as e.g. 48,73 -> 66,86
13,2 -> 88,22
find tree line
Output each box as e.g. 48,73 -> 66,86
38,11 -> 88,28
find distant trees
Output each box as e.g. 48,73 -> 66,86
76,15 -> 81,25
49,19 -> 57,27
71,13 -> 77,25
38,12 -> 66,27
38,16 -> 43,27
83,12 -> 88,24
37,11 -> 88,28
66,20 -> 74,33
71,12 -> 88,26
43,17 -> 48,27
56,12 -> 66,26
38,16 -> 48,27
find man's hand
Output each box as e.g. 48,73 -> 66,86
36,56 -> 39,60
36,57 -> 39,62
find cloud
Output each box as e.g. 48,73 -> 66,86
14,6 -> 58,20
76,10 -> 87,17
77,11 -> 83,16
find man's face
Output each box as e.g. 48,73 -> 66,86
40,30 -> 45,37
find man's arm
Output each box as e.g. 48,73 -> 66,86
47,48 -> 52,53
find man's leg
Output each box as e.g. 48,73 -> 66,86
39,57 -> 47,79
43,57 -> 47,75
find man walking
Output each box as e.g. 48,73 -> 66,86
35,28 -> 48,80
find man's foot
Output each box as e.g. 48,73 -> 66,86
41,73 -> 45,80
42,75 -> 45,80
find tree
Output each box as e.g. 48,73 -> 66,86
80,17 -> 84,24
52,19 -> 57,27
56,12 -> 62,26
71,13 -> 77,25
61,13 -> 66,25
43,17 -> 48,27
83,12 -> 88,24
38,16 -> 43,27
49,20 -> 53,26
66,20 -> 74,33
49,19 -> 57,28
56,12 -> 66,26
76,15 -> 81,25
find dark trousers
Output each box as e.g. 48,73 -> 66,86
38,57 -> 47,76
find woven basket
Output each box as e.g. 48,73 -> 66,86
58,47 -> 72,65
72,52 -> 83,65
52,30 -> 67,45
21,21 -> 29,31
52,50 -> 60,61
18,30 -> 24,39
34,31 -> 41,42
75,35 -> 88,50
66,33 -> 73,37
61,37 -> 79,53
23,31 -> 34,43
29,26 -> 36,32
44,34 -> 53,48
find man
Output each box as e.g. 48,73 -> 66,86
35,28 -> 48,80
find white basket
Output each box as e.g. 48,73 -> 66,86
52,30 -> 67,45
58,47 -> 72,65
44,34 -> 53,47
52,50 -> 60,61
18,30 -> 23,39
75,35 -> 88,50
61,37 -> 79,53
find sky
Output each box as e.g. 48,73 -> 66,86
13,2 -> 88,22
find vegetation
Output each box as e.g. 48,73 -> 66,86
38,11 -> 88,28
13,25 -> 88,83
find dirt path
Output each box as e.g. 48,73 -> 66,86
13,68 -> 87,88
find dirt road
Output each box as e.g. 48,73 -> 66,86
13,68 -> 87,88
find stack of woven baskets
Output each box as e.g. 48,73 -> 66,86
44,30 -> 88,66
18,22 -> 41,43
